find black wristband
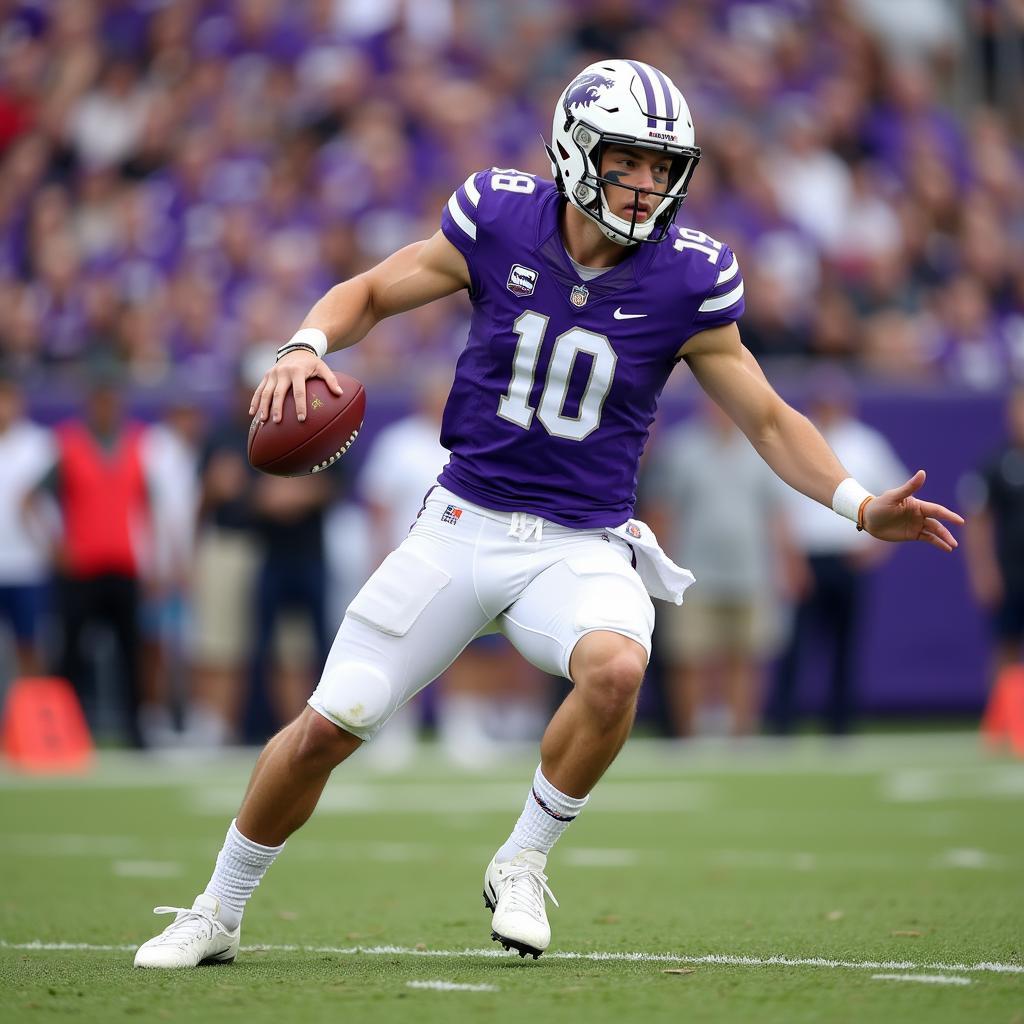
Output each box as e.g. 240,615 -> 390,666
275,342 -> 318,362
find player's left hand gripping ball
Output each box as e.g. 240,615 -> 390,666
248,374 -> 366,476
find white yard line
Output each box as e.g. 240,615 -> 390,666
0,834 -> 654,868
3,940 -> 1020,976
933,848 -> 1004,870
111,860 -> 182,878
563,848 -> 641,867
190,781 -> 709,815
407,980 -> 499,992
871,973 -> 972,986
882,766 -> 1024,804
1,835 -> 146,857
2,834 -> 1017,874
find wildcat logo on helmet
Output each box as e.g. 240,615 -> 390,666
564,73 -> 614,110
507,264 -> 539,297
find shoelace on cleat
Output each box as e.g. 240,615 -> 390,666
499,862 -> 559,917
150,906 -> 230,948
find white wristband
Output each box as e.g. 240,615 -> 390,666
280,327 -> 328,360
831,477 -> 873,523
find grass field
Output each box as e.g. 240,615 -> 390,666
1,733 -> 1021,1023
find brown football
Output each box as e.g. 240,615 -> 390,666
247,374 -> 366,477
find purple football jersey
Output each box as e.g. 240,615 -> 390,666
437,169 -> 745,528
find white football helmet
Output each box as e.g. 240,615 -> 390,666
548,60 -> 701,246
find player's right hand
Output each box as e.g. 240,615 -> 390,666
249,349 -> 344,424
861,469 -> 964,552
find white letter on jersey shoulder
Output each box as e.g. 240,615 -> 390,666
673,227 -> 722,263
491,168 -> 536,194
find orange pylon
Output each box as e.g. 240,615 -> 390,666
1,676 -> 94,773
980,664 -> 1024,756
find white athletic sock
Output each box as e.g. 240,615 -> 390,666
204,819 -> 284,930
495,765 -> 589,862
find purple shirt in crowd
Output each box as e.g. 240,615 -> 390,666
437,169 -> 745,528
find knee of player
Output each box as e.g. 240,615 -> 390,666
291,708 -> 361,768
574,639 -> 646,719
313,660 -> 394,736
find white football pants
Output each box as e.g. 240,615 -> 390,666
308,486 -> 655,741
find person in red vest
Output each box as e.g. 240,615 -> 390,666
41,365 -> 152,748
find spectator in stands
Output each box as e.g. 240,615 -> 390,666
933,273 -> 1013,391
768,367 -> 908,735
0,368 -> 55,679
0,0 -> 1018,396
961,385 -> 1024,680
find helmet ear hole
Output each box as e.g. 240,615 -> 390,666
557,142 -> 571,161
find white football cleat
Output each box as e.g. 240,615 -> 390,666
482,850 -> 558,959
133,894 -> 240,968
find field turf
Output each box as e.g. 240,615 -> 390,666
1,733 -> 1021,1023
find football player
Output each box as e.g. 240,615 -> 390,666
135,60 -> 962,967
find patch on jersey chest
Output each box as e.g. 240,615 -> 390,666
507,264 -> 539,297
570,284 -> 590,307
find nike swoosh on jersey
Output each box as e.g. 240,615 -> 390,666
613,308 -> 648,319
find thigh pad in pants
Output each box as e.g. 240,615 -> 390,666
308,536 -> 486,741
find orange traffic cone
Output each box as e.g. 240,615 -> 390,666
1,676 -> 94,773
980,664 -> 1024,756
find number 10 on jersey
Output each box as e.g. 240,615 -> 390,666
498,311 -> 618,441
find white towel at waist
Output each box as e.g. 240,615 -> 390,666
607,519 -> 695,605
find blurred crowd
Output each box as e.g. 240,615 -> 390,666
1,0 -> 1024,749
0,0 -> 1022,390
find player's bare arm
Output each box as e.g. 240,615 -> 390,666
683,322 -> 964,552
250,231 -> 470,423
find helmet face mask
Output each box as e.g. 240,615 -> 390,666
549,60 -> 701,246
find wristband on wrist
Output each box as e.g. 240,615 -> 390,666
855,495 -> 873,532
276,327 -> 328,362
831,477 -> 874,530
275,342 -> 316,361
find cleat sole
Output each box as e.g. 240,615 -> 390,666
489,929 -> 544,960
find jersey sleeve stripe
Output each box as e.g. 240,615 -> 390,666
716,257 -> 739,286
462,174 -> 481,208
446,193 -> 477,241
698,280 -> 744,313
